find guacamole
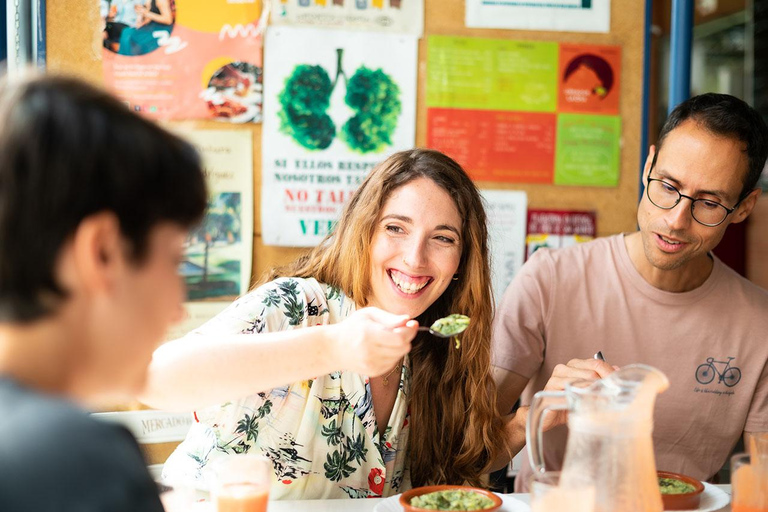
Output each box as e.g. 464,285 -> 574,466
410,489 -> 495,511
658,477 -> 696,495
430,314 -> 470,349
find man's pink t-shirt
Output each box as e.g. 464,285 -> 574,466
492,234 -> 768,491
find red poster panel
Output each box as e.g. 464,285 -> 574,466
558,43 -> 621,115
427,108 -> 556,183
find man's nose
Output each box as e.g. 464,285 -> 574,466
664,197 -> 694,230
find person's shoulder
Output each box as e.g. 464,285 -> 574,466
0,385 -> 161,511
713,258 -> 768,305
526,235 -> 615,270
0,384 -> 140,462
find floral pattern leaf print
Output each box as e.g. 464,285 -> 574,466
235,414 -> 259,443
277,280 -> 306,326
321,419 -> 343,446
345,432 -> 368,465
324,450 -> 355,482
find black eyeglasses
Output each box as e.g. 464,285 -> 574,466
645,153 -> 743,227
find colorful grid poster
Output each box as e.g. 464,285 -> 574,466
261,26 -> 417,247
427,36 -> 621,187
270,0 -> 424,36
100,0 -> 264,123
525,209 -> 596,260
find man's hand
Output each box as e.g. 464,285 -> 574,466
538,358 -> 617,431
329,307 -> 416,378
544,358 -> 616,391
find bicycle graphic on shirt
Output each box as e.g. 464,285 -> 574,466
695,357 -> 742,387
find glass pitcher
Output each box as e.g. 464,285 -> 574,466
527,364 -> 669,512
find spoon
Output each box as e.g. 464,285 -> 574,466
417,314 -> 470,338
417,325 -> 467,338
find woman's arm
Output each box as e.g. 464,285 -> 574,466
138,0 -> 173,25
140,307 -> 416,411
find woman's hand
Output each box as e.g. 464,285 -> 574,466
329,307 -> 416,377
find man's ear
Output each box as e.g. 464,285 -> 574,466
70,212 -> 125,293
731,188 -> 762,224
643,145 -> 656,177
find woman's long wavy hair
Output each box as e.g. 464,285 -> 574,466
264,148 -> 511,487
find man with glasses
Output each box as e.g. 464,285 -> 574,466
492,93 -> 768,491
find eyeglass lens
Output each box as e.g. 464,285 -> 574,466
647,180 -> 728,226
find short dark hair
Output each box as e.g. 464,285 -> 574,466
657,93 -> 768,199
0,75 -> 207,322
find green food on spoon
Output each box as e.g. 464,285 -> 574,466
430,314 -> 470,349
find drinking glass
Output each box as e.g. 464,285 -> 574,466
213,455 -> 271,512
731,452 -> 768,512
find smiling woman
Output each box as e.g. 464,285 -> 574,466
151,148 -> 510,499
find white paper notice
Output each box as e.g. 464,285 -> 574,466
466,0 -> 610,33
480,190 -> 528,304
262,26 -> 417,247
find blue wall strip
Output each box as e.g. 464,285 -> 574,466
669,0 -> 694,113
639,0 -> 654,202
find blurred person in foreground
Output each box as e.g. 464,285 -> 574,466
0,74 -> 207,511
0,75 -> 415,511
492,93 -> 768,490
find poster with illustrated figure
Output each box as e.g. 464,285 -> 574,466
270,0 -> 423,36
525,209 -> 596,261
466,0 -> 610,33
261,26 -> 417,247
165,129 -> 254,340
100,0 -> 264,123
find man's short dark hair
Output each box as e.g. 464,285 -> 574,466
657,93 -> 768,200
0,75 -> 207,322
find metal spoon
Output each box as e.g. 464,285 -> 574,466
417,324 -> 469,338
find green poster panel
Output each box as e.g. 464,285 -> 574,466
427,35 -> 558,112
555,114 -> 621,187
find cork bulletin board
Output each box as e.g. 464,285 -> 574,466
46,0 -> 647,284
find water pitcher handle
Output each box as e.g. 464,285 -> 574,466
527,390 -> 569,474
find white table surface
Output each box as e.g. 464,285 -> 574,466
184,485 -> 733,512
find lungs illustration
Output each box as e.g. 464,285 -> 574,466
278,49 -> 401,153
278,64 -> 336,150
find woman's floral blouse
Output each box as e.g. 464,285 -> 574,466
162,277 -> 411,499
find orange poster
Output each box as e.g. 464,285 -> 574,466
558,43 -> 621,115
427,108 -> 556,184
101,0 -> 264,123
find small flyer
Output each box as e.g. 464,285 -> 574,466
100,0 -> 264,123
270,0 -> 424,36
466,0 -> 610,33
525,209 -> 596,260
481,190 -> 528,303
167,129 -> 254,340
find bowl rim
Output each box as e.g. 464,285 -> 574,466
657,470 -> 705,496
398,485 -> 503,511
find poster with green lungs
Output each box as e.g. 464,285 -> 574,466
262,26 -> 417,247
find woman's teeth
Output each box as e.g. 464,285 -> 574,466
390,272 -> 429,294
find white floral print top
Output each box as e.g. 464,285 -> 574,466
162,278 -> 411,499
